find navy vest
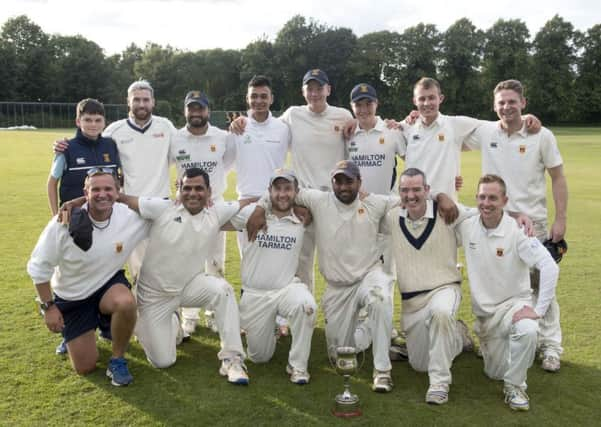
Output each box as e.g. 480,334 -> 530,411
59,129 -> 120,204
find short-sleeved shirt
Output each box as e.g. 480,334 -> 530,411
347,117 -> 405,195
465,123 -> 563,222
401,114 -> 482,199
136,198 -> 240,294
282,104 -> 353,191
104,116 -> 176,197
230,204 -> 304,291
231,112 -> 290,199
456,212 -> 548,317
170,124 -> 236,200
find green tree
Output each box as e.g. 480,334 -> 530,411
439,18 -> 485,116
528,15 -> 579,123
1,15 -> 52,101
0,40 -> 17,99
574,25 -> 601,123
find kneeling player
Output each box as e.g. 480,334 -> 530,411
227,169 -> 316,384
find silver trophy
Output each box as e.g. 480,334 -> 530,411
332,346 -> 362,417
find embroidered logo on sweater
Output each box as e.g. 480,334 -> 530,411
496,247 -> 504,257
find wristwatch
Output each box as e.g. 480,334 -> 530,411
39,300 -> 55,312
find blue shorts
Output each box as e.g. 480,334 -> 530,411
54,270 -> 131,343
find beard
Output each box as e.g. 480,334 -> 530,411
132,107 -> 151,121
187,116 -> 208,128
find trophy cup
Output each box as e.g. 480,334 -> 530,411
332,346 -> 362,417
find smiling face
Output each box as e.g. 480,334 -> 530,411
128,89 -> 154,122
399,173 -> 430,219
85,173 -> 118,219
413,85 -> 443,124
494,89 -> 526,128
476,181 -> 508,228
351,98 -> 378,128
185,103 -> 209,129
269,178 -> 297,214
332,173 -> 360,205
302,80 -> 330,112
178,174 -> 211,215
247,85 -> 273,115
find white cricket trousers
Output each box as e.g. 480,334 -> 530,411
474,298 -> 538,388
322,267 -> 393,372
135,273 -> 245,369
181,230 -> 226,321
532,220 -> 563,358
240,281 -> 316,371
127,239 -> 148,284
403,286 -> 463,385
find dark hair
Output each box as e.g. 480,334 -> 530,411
248,75 -> 272,89
400,167 -> 428,186
76,98 -> 105,119
178,167 -> 210,188
478,174 -> 507,195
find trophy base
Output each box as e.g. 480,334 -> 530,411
332,395 -> 362,418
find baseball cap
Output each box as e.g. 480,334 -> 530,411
302,69 -> 329,86
330,160 -> 361,180
350,83 -> 378,103
543,238 -> 568,263
269,168 -> 298,186
184,90 -> 209,108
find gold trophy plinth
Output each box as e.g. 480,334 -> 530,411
332,346 -> 362,417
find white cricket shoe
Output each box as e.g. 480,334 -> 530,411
286,364 -> 310,385
504,384 -> 530,411
425,383 -> 449,405
219,357 -> 249,385
182,318 -> 197,335
372,370 -> 393,393
204,310 -> 219,333
541,354 -> 560,372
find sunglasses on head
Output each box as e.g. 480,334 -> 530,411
87,167 -> 115,177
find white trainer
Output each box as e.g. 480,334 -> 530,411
286,364 -> 310,385
541,354 -> 560,372
372,370 -> 393,393
204,310 -> 218,333
219,357 -> 249,385
504,384 -> 530,411
425,383 -> 449,405
182,318 -> 197,335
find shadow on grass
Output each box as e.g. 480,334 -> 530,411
83,327 -> 601,426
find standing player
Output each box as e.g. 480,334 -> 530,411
465,80 -> 568,372
232,69 -> 353,292
227,169 -> 316,384
114,168 -> 251,384
456,175 -> 559,410
28,170 -> 149,385
170,91 -> 236,334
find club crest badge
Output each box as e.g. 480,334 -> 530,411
115,242 -> 123,253
358,208 -> 365,215
379,137 -> 385,144
334,125 -> 340,132
210,144 -> 216,152
438,133 -> 445,142
496,248 -> 504,257
519,145 -> 526,154
103,153 -> 111,162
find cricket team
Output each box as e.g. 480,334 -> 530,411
27,67 -> 567,412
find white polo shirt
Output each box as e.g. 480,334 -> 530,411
231,112 -> 290,199
282,105 -> 353,191
348,117 -> 405,195
27,203 -> 150,300
104,116 -> 175,197
230,204 -> 304,291
136,198 -> 240,294
292,189 -> 397,285
456,213 -> 549,317
465,123 -> 563,222
170,124 -> 236,200
401,114 -> 482,199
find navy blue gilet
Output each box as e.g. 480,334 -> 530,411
59,128 -> 120,204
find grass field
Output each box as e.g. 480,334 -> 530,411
1,128 -> 600,426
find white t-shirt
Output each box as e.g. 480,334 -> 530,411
136,198 -> 240,294
104,116 -> 175,197
465,123 -> 563,222
282,104 -> 353,191
170,125 -> 236,200
401,114 -> 482,199
292,189 -> 397,285
27,203 -> 149,300
232,112 -> 290,199
230,204 -> 304,291
456,213 -> 549,317
348,117 -> 405,195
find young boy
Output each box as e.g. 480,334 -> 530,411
47,98 -> 121,215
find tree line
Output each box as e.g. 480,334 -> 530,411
1,14 -> 600,124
